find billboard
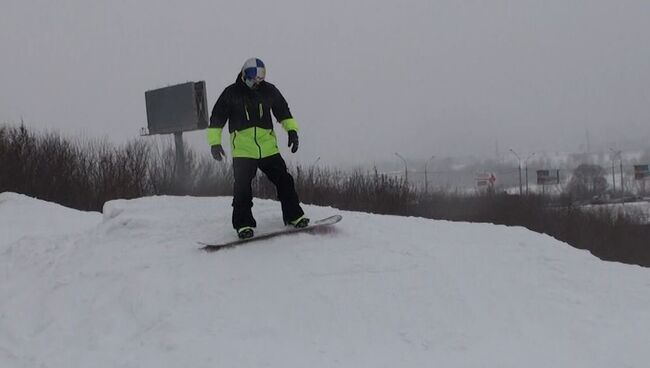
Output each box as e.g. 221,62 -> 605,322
634,165 -> 649,180
476,172 -> 496,187
537,170 -> 560,185
144,81 -> 208,135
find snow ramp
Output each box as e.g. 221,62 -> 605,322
1,193 -> 649,367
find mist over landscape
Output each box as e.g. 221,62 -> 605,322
3,2 -> 650,367
2,0 -> 649,167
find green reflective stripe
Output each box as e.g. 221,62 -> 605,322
207,127 -> 222,146
281,118 -> 299,132
230,127 -> 279,159
289,215 -> 305,225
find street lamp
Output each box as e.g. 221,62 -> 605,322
525,152 -> 536,195
510,149 -> 523,196
609,148 -> 622,196
425,155 -> 435,194
394,152 -> 408,184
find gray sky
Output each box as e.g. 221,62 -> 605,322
1,0 -> 649,166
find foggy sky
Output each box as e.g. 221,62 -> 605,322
1,0 -> 649,166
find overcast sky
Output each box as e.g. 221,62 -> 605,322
1,0 -> 649,166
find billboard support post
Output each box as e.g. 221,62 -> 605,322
174,132 -> 186,191
143,81 -> 208,193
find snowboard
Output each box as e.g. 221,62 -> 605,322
199,215 -> 342,252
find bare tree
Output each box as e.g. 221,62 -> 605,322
566,164 -> 609,201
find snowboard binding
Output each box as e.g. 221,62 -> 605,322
237,227 -> 254,240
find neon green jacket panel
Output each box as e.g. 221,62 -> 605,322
230,127 -> 280,159
208,76 -> 299,158
280,118 -> 299,132
207,127 -> 223,146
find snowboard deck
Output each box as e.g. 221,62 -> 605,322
199,215 -> 342,252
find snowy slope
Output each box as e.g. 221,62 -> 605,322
583,201 -> 650,224
0,192 -> 101,247
1,193 -> 649,367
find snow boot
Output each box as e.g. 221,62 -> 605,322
237,227 -> 254,239
290,216 -> 310,228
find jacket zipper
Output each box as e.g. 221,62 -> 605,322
254,127 -> 262,158
245,101 -> 263,158
256,103 -> 263,157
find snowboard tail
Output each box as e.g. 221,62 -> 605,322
199,215 -> 342,252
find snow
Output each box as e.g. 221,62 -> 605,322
0,192 -> 101,246
582,201 -> 650,224
613,201 -> 650,223
1,192 -> 649,367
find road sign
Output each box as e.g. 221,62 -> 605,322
634,165 -> 649,180
144,81 -> 208,135
537,170 -> 560,185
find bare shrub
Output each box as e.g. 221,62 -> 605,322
1,124 -> 649,267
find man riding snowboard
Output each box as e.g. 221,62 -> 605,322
207,58 -> 309,239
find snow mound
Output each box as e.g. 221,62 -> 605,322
1,194 -> 649,368
0,192 -> 101,250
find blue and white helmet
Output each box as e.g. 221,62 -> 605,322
241,57 -> 266,88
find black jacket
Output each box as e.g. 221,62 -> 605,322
209,73 -> 293,133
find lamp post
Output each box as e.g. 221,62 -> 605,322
619,152 -> 624,194
510,149 -> 523,196
610,149 -> 624,195
609,148 -> 620,195
524,153 -> 536,196
394,152 -> 408,184
424,155 -> 436,195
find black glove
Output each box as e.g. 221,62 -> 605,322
211,144 -> 225,161
288,130 -> 299,153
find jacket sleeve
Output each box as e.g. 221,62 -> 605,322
207,88 -> 230,146
271,86 -> 299,132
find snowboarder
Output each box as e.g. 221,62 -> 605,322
207,58 -> 309,239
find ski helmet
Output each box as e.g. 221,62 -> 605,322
241,57 -> 266,89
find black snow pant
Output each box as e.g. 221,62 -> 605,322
232,154 -> 304,230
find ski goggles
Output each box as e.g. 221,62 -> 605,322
243,67 -> 265,88
244,76 -> 264,88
